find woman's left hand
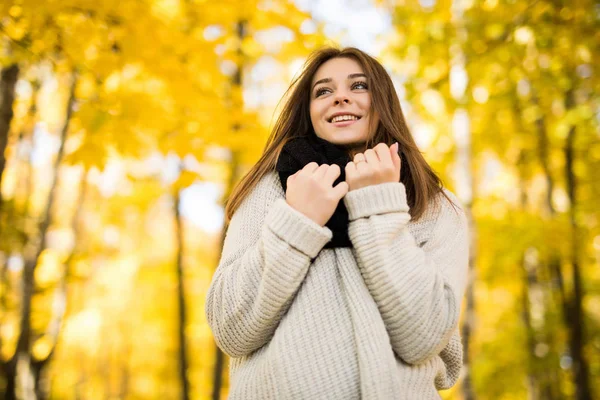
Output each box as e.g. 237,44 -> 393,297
345,142 -> 401,191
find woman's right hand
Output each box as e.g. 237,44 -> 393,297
285,162 -> 349,226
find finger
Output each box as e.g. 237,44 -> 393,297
353,153 -> 366,163
313,163 -> 329,179
301,162 -> 319,176
286,173 -> 295,185
375,143 -> 393,168
332,181 -> 349,200
389,142 -> 400,158
345,162 -> 357,187
353,153 -> 368,174
391,143 -> 401,172
364,148 -> 379,165
288,169 -> 300,179
324,164 -> 341,185
345,161 -> 357,174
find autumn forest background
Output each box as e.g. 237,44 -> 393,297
0,0 -> 599,399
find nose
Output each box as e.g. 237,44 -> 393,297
333,90 -> 351,105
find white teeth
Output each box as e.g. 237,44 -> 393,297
331,115 -> 359,123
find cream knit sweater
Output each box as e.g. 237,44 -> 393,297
206,171 -> 469,399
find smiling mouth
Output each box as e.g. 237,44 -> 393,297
328,114 -> 361,123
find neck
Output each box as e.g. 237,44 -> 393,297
344,143 -> 367,159
310,134 -> 366,159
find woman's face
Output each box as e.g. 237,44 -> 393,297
309,57 -> 378,155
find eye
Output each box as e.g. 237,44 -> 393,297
315,87 -> 331,97
352,81 -> 368,90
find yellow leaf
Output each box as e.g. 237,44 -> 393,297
173,170 -> 198,190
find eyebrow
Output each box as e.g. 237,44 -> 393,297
312,73 -> 368,90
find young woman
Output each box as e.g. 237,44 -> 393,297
205,47 -> 469,399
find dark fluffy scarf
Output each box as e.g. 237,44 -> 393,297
275,135 -> 356,248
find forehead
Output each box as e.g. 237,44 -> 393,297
312,57 -> 364,84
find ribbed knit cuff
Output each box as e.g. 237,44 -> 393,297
343,182 -> 410,221
265,198 -> 333,259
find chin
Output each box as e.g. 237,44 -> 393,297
332,137 -> 366,147
323,131 -> 361,141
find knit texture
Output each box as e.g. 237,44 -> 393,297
205,171 -> 469,399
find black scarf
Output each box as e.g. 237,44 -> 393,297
275,135 -> 355,248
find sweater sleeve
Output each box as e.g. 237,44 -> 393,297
205,179 -> 333,358
343,182 -> 469,365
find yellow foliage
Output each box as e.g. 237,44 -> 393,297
173,169 -> 199,190
34,249 -> 64,289
32,335 -> 54,360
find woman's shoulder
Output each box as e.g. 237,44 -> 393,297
408,187 -> 467,247
234,170 -> 285,218
426,187 -> 465,221
255,170 -> 285,200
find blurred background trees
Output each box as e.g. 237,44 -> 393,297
0,0 -> 598,399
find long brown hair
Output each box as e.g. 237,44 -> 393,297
225,46 -> 454,223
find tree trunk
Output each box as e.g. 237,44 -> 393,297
212,149 -> 239,400
174,186 -> 191,400
521,250 -> 539,400
454,114 -> 476,400
563,89 -> 591,400
531,93 -> 564,399
0,64 -> 19,213
533,93 -> 555,216
0,64 -> 21,400
448,1 -> 476,398
5,71 -> 77,400
8,79 -> 40,240
460,210 -> 476,400
516,163 -> 541,399
515,97 -> 561,399
212,19 -> 246,400
33,168 -> 87,399
2,360 -> 18,400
